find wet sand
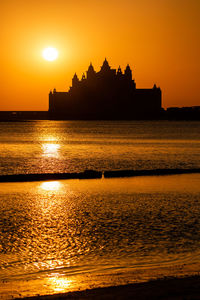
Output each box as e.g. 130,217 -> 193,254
19,275 -> 200,299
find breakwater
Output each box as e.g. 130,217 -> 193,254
0,168 -> 200,182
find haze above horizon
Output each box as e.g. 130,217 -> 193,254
1,0 -> 200,110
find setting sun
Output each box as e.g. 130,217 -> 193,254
42,47 -> 58,61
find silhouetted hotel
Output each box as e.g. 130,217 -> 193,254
49,59 -> 162,119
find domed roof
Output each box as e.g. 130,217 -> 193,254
88,63 -> 95,73
101,58 -> 111,70
125,64 -> 131,71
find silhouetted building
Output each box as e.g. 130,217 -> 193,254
49,59 -> 162,119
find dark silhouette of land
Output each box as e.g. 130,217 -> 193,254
16,275 -> 200,300
0,111 -> 48,121
0,107 -> 200,121
49,59 -> 162,119
166,106 -> 200,120
0,168 -> 200,182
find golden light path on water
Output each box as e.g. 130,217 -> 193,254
47,277 -> 72,293
42,144 -> 60,158
40,181 -> 62,191
0,174 -> 200,299
34,179 -> 76,295
40,134 -> 61,158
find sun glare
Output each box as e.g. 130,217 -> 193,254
40,181 -> 62,191
42,143 -> 60,157
42,47 -> 58,61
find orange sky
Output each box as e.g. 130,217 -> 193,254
1,0 -> 200,110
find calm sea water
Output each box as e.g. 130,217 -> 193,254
0,121 -> 199,175
0,121 -> 200,298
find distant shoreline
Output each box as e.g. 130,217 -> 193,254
17,275 -> 200,300
0,168 -> 200,182
0,107 -> 200,121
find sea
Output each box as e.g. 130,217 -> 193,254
0,120 -> 200,298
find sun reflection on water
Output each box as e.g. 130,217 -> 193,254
40,181 -> 62,191
47,277 -> 72,293
41,135 -> 59,142
42,143 -> 60,158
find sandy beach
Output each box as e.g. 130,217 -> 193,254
17,275 -> 200,299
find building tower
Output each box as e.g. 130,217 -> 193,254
72,73 -> 79,87
100,58 -> 111,72
87,63 -> 96,80
125,64 -> 132,81
117,66 -> 122,75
